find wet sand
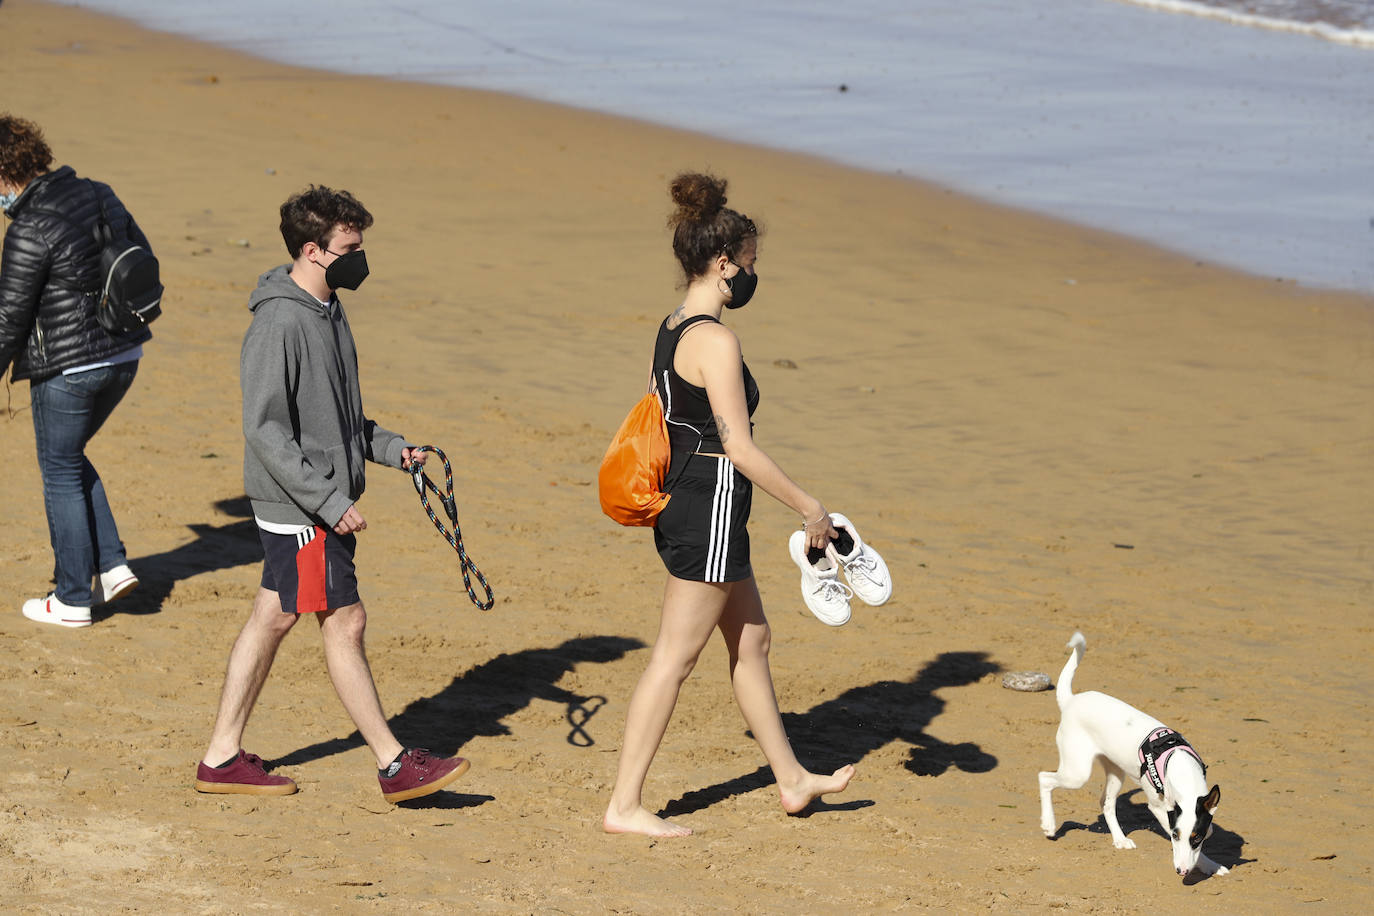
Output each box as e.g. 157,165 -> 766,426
2,0 -> 1371,911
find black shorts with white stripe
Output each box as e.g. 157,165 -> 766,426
653,453 -> 753,583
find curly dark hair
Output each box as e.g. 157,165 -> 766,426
666,172 -> 759,282
0,114 -> 55,186
279,185 -> 374,258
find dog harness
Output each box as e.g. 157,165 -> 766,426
1138,726 -> 1205,796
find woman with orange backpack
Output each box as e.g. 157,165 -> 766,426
602,172 -> 856,837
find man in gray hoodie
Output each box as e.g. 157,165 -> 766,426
194,186 -> 468,804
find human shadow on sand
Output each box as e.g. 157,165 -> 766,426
660,650 -> 1001,818
1050,789 -> 1252,881
94,495 -> 262,621
273,634 -> 646,769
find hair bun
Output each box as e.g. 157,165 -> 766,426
668,172 -> 728,226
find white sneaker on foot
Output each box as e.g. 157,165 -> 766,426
826,513 -> 892,606
22,594 -> 92,628
789,529 -> 853,626
93,565 -> 138,605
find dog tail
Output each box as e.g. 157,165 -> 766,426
1056,632 -> 1087,711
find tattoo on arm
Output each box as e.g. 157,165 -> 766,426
714,415 -> 730,444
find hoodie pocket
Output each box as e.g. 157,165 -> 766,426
322,444 -> 346,481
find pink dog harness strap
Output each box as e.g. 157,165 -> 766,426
1138,726 -> 1205,796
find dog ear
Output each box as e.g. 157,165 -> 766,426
1203,784 -> 1220,814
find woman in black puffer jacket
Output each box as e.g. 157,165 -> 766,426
1,114 -> 151,628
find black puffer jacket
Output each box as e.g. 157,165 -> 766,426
0,166 -> 154,382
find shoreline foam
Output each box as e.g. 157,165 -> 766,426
1116,0 -> 1374,46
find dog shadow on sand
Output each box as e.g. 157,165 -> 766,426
660,650 -> 1001,819
94,496 -> 262,621
1050,789 -> 1252,881
272,634 -> 646,772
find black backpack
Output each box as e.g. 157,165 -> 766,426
88,187 -> 163,335
37,181 -> 163,336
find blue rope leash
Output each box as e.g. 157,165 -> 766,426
408,445 -> 494,610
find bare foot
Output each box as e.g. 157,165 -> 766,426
603,803 -> 693,837
778,764 -> 855,814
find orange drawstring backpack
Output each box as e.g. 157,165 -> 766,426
598,389 -> 671,526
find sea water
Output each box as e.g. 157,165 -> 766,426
49,0 -> 1374,292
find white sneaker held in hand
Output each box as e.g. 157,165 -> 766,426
826,512 -> 892,606
789,529 -> 853,626
22,593 -> 92,628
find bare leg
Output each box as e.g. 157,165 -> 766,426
604,576 -> 729,837
316,601 -> 405,768
717,577 -> 854,814
203,587 -> 298,765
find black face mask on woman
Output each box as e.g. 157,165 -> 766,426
724,263 -> 758,309
324,249 -> 369,291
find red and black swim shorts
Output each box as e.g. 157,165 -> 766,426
258,525 -> 360,614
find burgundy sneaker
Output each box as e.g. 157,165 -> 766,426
195,750 -> 298,796
378,748 -> 469,803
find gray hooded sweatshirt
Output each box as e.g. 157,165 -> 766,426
241,265 -> 410,528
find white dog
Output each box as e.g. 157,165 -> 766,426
1038,633 -> 1227,878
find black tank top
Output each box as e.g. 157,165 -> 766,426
653,314 -> 760,454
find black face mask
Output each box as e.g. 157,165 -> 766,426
724,264 -> 758,310
324,249 -> 369,291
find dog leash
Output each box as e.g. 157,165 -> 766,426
408,445 -> 494,610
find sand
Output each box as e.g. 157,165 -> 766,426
2,0 -> 1371,911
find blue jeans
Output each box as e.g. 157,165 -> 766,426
29,362 -> 139,606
